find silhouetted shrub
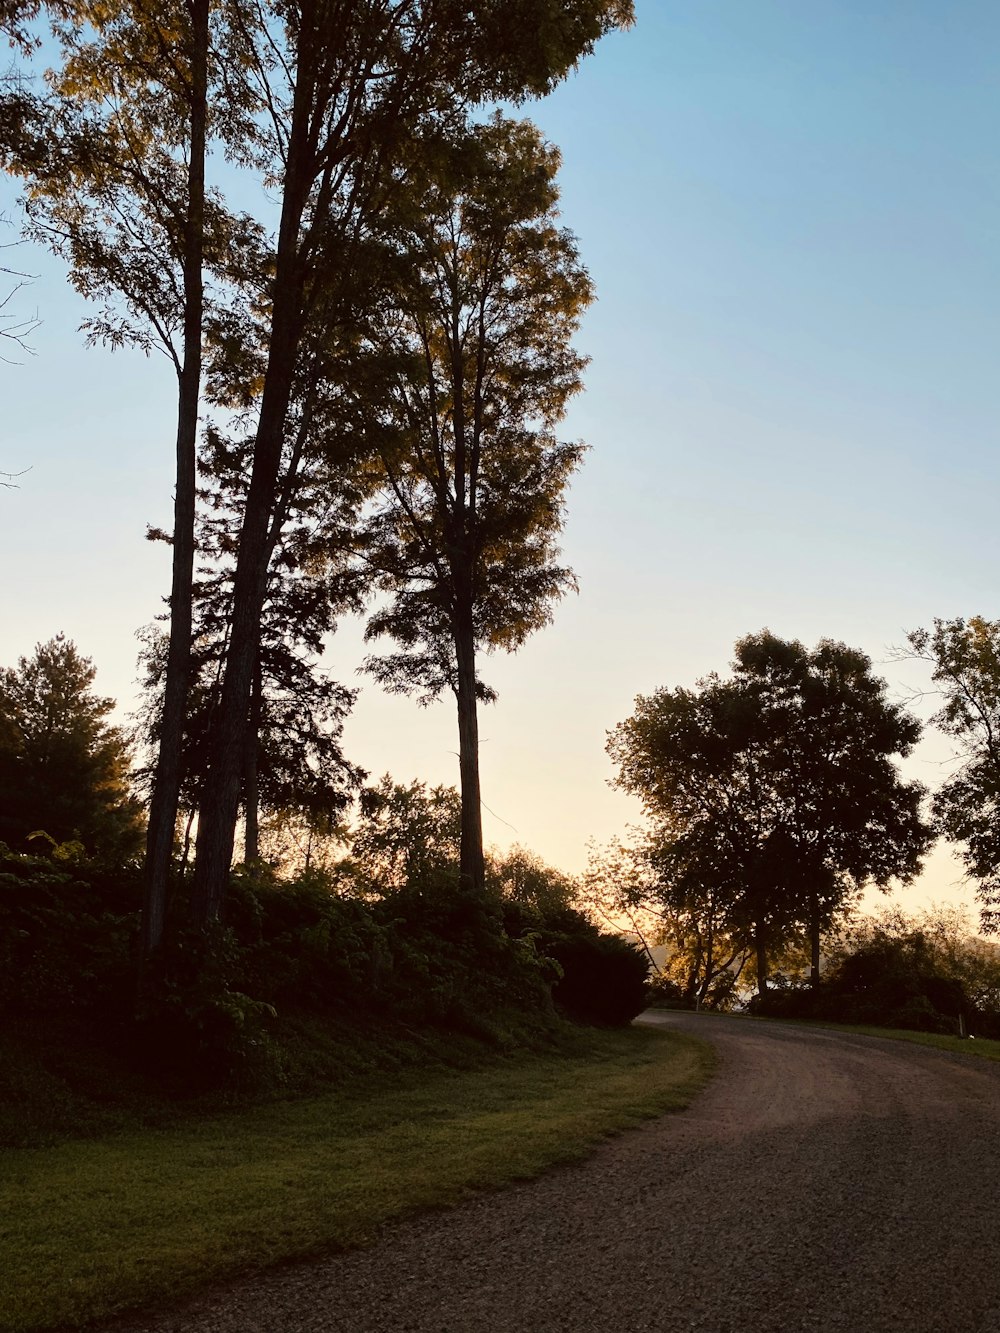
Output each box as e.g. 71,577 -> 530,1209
501,899 -> 650,1025
0,844 -> 138,1016
750,930 -> 976,1035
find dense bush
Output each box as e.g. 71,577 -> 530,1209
502,900 -> 650,1026
0,844 -> 139,1016
0,844 -> 649,1097
750,928 -> 984,1035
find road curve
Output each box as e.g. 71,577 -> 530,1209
105,1014 -> 1000,1333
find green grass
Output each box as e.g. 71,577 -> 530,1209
0,1024 -> 712,1333
803,1020 -> 1000,1062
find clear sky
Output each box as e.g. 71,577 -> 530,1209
2,0 -> 998,917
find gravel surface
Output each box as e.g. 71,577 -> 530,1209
100,1014 -> 1000,1333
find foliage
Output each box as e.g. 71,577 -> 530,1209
907,617 -> 1000,932
362,113 -> 593,891
608,631 -> 932,993
134,427 -> 366,863
0,842 -> 138,1017
343,775 -> 462,893
500,893 -> 650,1026
547,929 -> 650,1025
0,636 -> 144,861
185,0 -> 633,920
486,844 -> 578,915
753,905 -> 1000,1036
583,835 -> 750,1010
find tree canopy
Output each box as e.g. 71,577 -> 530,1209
608,631 -> 932,992
908,616 -> 1000,933
363,113 -> 592,892
0,635 -> 143,860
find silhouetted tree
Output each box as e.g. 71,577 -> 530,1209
0,636 -> 143,860
908,616 -> 1000,933
190,0 -> 634,924
3,0 -> 217,957
609,633 -> 931,994
344,776 -> 462,894
363,114 -> 592,893
135,428 -> 364,870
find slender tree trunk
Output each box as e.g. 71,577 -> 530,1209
141,0 -> 208,961
453,590 -> 485,894
243,653 -> 262,863
809,887 -> 821,986
755,925 -> 769,997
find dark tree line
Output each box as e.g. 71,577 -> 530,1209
1,0 -> 634,969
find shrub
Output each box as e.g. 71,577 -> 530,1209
502,902 -> 650,1026
0,844 -> 138,1017
547,931 -> 650,1025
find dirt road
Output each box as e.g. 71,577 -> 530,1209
107,1014 -> 1000,1333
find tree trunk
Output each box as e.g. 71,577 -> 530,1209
189,49 -> 314,926
179,806 -> 195,877
809,887 -> 821,986
243,653 -> 262,864
755,926 -> 769,997
188,370 -> 293,921
454,598 -> 485,894
141,0 -> 208,961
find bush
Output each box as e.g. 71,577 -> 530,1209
750,930 -> 975,1036
374,877 -> 553,1028
501,901 -> 650,1026
0,844 -> 138,1017
0,842 -> 653,1105
548,931 -> 650,1025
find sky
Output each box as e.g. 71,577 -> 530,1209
2,0 -> 999,919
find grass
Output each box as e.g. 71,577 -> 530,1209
693,1005 -> 1000,1062
799,1020 -> 1000,1062
0,1024 -> 712,1333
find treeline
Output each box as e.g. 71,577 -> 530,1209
591,625 -> 1000,1034
1,1 -> 634,968
0,636 -> 649,1115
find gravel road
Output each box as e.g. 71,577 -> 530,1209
102,1013 -> 1000,1333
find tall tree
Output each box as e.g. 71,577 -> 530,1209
362,114 -> 592,892
608,633 -> 931,994
0,635 -> 143,860
136,426 -> 364,869
4,0 -> 218,957
907,616 -> 1000,933
734,632 -> 931,982
190,0 -> 634,922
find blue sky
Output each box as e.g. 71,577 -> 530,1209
3,0 -> 998,914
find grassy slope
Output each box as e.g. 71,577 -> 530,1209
1,1024 -> 712,1333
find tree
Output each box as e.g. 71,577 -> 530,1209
0,635 -> 143,860
135,426 -> 365,871
608,632 -> 931,994
736,632 -> 932,982
486,845 -> 577,915
4,0 -> 217,958
343,775 -> 462,894
362,114 -> 592,893
189,0 -> 632,923
907,616 -> 1000,933
582,835 -> 751,1010
826,903 -> 1000,1025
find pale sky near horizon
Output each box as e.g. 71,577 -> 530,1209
2,0 -> 998,922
